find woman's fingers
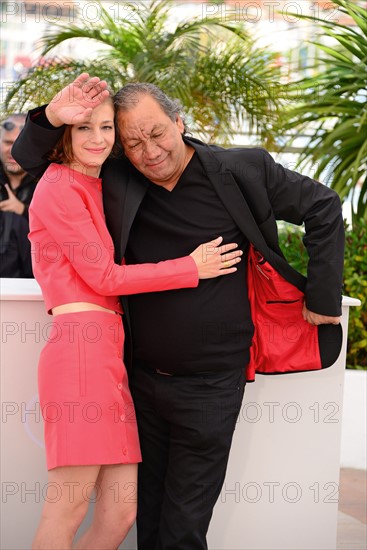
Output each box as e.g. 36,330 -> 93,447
71,74 -> 110,102
218,242 -> 240,254
205,240 -> 243,269
84,78 -> 109,99
216,242 -> 243,269
220,249 -> 243,264
73,73 -> 91,85
220,255 -> 242,272
79,75 -> 108,92
190,237 -> 243,279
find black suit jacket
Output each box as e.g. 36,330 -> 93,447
102,137 -> 344,305
12,110 -> 345,371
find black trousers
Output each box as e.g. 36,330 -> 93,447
129,364 -> 246,550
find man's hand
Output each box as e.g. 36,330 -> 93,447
45,73 -> 110,127
0,184 -> 25,215
302,304 -> 341,326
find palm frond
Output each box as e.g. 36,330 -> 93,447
279,0 -> 367,221
5,0 -> 280,146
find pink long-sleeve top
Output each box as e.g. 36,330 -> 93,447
29,163 -> 199,314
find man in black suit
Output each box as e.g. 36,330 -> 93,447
0,114 -> 36,277
13,74 -> 344,550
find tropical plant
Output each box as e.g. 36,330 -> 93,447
4,0 -> 281,144
343,219 -> 367,369
278,0 -> 367,222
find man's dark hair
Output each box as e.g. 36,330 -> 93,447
113,83 -> 189,134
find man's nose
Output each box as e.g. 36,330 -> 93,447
143,139 -> 160,159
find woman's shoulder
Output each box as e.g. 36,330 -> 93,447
39,162 -> 68,182
35,163 -> 79,202
45,162 -> 70,178
30,164 -> 89,219
41,163 -> 86,187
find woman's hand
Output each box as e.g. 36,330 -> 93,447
190,236 -> 243,279
45,73 -> 110,127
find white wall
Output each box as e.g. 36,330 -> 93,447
340,370 -> 367,470
0,279 -> 362,549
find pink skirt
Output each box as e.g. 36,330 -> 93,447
38,311 -> 141,470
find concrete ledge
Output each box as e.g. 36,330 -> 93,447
340,370 -> 367,470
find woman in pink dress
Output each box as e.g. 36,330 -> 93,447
28,92 -> 242,549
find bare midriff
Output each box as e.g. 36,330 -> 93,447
51,302 -> 117,316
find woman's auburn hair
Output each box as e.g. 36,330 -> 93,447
48,125 -> 74,164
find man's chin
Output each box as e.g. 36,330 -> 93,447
143,163 -> 169,180
5,163 -> 26,176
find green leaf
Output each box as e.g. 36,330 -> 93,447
278,0 -> 367,222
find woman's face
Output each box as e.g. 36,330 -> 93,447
70,101 -> 115,177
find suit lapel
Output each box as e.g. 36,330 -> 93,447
102,160 -> 148,264
119,168 -> 148,260
186,138 -> 269,256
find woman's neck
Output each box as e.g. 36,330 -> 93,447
66,162 -> 101,178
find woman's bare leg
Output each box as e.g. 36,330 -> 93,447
32,464 -> 100,550
74,463 -> 138,550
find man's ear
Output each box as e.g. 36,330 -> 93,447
176,115 -> 184,133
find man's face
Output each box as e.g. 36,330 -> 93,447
0,116 -> 26,176
117,94 -> 186,189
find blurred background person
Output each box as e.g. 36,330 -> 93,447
0,113 -> 37,277
0,209 -> 33,277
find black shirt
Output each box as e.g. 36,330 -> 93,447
125,153 -> 253,374
0,162 -> 37,277
0,211 -> 33,278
